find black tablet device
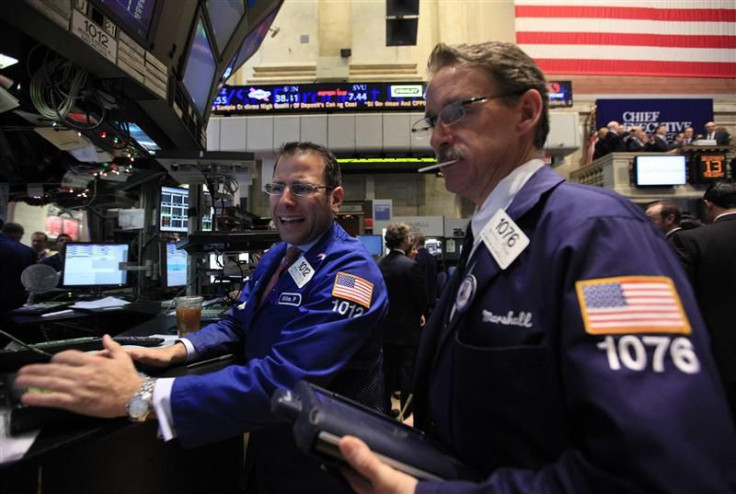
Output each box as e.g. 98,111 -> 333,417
271,380 -> 480,482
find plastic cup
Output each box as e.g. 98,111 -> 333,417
176,296 -> 204,337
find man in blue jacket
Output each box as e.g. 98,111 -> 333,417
19,142 -> 388,493
338,42 -> 736,493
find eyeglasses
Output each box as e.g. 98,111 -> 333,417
263,182 -> 333,196
411,91 -> 526,135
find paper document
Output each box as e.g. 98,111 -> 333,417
0,409 -> 40,464
70,296 -> 130,310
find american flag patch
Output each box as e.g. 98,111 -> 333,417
576,276 -> 690,335
332,272 -> 373,308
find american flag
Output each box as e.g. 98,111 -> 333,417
515,0 -> 736,78
576,276 -> 691,334
332,272 -> 373,308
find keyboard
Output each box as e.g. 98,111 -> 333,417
0,336 -> 166,371
11,301 -> 72,315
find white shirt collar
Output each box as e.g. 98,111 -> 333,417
470,159 -> 546,241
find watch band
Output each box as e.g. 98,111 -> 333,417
125,376 -> 157,422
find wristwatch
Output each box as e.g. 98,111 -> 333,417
125,376 -> 157,422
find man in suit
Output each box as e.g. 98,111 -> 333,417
672,182 -> 736,422
704,121 -> 731,145
338,41 -> 736,493
18,142 -> 389,493
645,200 -> 682,241
626,126 -> 648,152
379,222 -> 427,417
0,227 -> 36,311
412,231 -> 438,314
646,124 -> 670,152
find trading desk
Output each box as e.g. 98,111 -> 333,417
0,312 -> 246,494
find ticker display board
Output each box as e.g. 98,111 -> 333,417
212,82 -> 426,115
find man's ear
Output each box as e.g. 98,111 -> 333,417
516,89 -> 543,137
331,186 -> 344,214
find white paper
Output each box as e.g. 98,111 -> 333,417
70,296 -> 130,310
0,409 -> 40,464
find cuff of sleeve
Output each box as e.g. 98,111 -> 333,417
178,338 -> 199,363
152,377 -> 177,441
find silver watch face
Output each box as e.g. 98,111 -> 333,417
128,395 -> 150,419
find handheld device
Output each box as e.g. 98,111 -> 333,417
271,380 -> 480,482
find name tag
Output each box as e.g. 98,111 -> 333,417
481,209 -> 529,270
288,255 -> 314,288
278,293 -> 302,306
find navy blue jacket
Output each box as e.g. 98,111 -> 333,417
414,166 -> 736,493
0,232 -> 36,311
172,223 -> 388,492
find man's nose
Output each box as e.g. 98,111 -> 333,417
430,122 -> 454,152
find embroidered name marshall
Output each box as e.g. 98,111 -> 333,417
482,310 -> 533,328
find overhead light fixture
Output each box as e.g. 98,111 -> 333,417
0,54 -> 19,69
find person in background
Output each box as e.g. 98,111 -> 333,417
412,231 -> 439,316
31,231 -> 51,261
646,124 -> 670,152
1,221 -> 25,242
625,126 -> 648,152
683,126 -> 694,145
41,233 -> 72,275
338,41 -> 736,493
380,222 -> 427,418
17,141 -> 389,493
679,212 -> 704,230
645,200 -> 682,241
0,224 -> 36,311
672,182 -> 736,423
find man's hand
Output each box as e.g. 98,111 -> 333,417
339,436 -> 418,494
15,335 -> 142,418
125,340 -> 187,367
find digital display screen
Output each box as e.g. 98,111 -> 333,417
212,82 -> 426,115
634,155 -> 687,187
548,80 -> 573,108
356,235 -> 383,257
183,17 -> 218,118
694,154 -> 727,182
97,0 -> 157,42
160,186 -> 189,232
206,0 -> 245,53
62,243 -> 129,287
220,7 -> 278,83
117,122 -> 160,153
164,242 -> 188,288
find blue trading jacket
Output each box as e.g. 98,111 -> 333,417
170,222 -> 388,491
414,166 -> 736,493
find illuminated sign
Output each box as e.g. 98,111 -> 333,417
548,80 -> 573,108
212,82 -> 426,115
694,153 -> 727,182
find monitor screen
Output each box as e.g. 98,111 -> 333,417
95,0 -> 158,43
62,243 -> 129,287
183,16 -> 218,119
219,7 -> 278,83
634,155 -> 687,187
206,0 -> 245,54
160,186 -> 190,232
163,242 -> 188,288
357,235 -> 383,257
693,153 -> 727,182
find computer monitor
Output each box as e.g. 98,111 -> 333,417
182,14 -> 218,119
91,0 -> 159,46
219,7 -> 279,83
206,0 -> 245,54
357,235 -> 383,257
633,155 -> 687,187
163,242 -> 188,288
62,243 -> 129,288
160,186 -> 189,233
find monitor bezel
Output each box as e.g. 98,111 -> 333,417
61,242 -> 130,289
356,234 -> 384,257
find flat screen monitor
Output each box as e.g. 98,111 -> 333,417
160,186 -> 190,232
163,242 -> 188,288
633,155 -> 687,187
93,0 -> 158,45
62,243 -> 129,288
357,235 -> 383,257
206,0 -> 245,54
183,15 -> 218,119
220,7 -> 278,83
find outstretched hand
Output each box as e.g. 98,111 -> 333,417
124,340 -> 187,367
339,436 -> 418,494
16,335 -> 142,418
